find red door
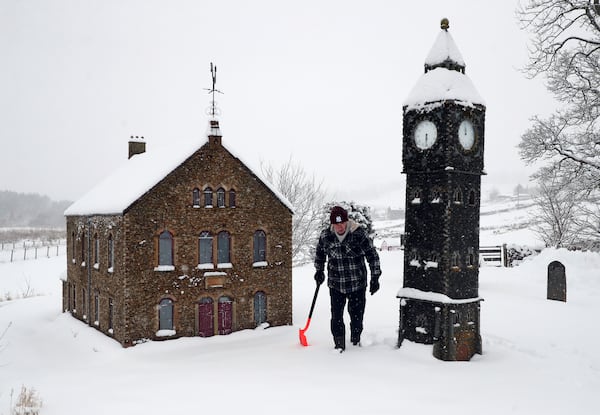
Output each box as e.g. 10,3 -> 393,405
198,299 -> 214,337
218,297 -> 233,335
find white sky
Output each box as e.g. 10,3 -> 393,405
0,0 -> 557,208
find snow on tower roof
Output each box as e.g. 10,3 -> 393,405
403,67 -> 485,110
424,26 -> 465,69
64,122 -> 294,216
403,19 -> 485,110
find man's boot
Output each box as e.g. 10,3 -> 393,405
334,336 -> 345,352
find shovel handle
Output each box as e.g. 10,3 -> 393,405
307,282 -> 321,319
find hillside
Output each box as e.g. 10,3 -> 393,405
0,190 -> 71,228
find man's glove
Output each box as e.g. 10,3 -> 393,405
314,270 -> 325,285
369,276 -> 380,295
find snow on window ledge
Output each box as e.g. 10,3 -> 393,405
424,261 -> 438,269
193,205 -> 200,208
154,265 -> 175,272
71,258 -> 76,264
409,259 -> 421,268
108,267 -> 114,273
197,263 -> 214,270
94,320 -> 99,326
217,263 -> 233,269
431,198 -> 441,204
156,329 -> 176,337
108,328 -> 114,335
204,271 -> 227,277
205,205 -> 213,208
81,261 -> 86,267
411,198 -> 421,204
253,261 -> 268,268
93,263 -> 99,270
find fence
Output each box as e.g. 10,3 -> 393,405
479,244 -> 508,267
0,239 -> 66,263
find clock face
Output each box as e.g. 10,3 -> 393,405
414,120 -> 437,150
458,119 -> 475,150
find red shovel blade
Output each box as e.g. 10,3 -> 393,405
299,318 -> 312,346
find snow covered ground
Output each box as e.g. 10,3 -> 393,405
1,219 -> 599,414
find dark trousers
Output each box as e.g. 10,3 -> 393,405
329,287 -> 366,341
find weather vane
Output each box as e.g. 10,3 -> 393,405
204,62 -> 223,118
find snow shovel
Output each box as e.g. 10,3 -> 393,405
299,282 -> 321,346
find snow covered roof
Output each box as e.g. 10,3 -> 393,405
403,67 -> 485,109
424,27 -> 465,69
404,21 -> 484,110
64,122 -> 294,216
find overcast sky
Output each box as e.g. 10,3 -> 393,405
0,0 -> 557,208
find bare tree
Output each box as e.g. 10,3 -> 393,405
261,157 -> 328,264
532,168 -> 582,247
517,0 -> 600,247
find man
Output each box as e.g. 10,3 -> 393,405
314,205 -> 382,352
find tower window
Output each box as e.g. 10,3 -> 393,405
468,190 -> 476,206
411,189 -> 421,204
467,247 -> 475,267
453,189 -> 462,204
451,251 -> 460,268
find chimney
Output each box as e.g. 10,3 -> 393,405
207,120 -> 222,145
128,136 -> 146,159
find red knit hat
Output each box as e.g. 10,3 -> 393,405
330,206 -> 348,224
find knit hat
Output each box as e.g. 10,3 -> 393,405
330,206 -> 348,224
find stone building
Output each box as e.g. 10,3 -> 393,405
62,119 -> 293,347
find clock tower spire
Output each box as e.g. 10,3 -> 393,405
397,19 -> 485,361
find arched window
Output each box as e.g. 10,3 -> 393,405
159,231 -> 174,266
468,190 -> 476,206
453,189 -> 462,204
204,187 -> 213,207
253,230 -> 266,263
192,188 -> 201,207
93,233 -> 100,267
217,231 -> 231,264
71,231 -> 75,262
452,251 -> 460,268
467,247 -> 475,267
229,189 -> 236,207
198,231 -> 213,266
217,187 -> 226,208
254,291 -> 267,326
159,298 -> 174,331
81,232 -> 86,264
107,234 -> 114,270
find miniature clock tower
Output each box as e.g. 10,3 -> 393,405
397,19 -> 485,361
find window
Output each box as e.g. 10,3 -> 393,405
81,232 -> 86,264
217,187 -> 225,208
198,231 -> 213,266
93,234 -> 99,268
82,288 -> 86,319
71,232 -> 75,263
108,298 -> 114,331
159,298 -> 174,331
451,251 -> 460,268
159,231 -> 174,266
217,231 -> 231,264
192,188 -> 201,207
204,187 -> 213,207
107,234 -> 114,270
468,190 -> 476,206
229,189 -> 236,207
411,188 -> 421,204
253,230 -> 266,263
467,247 -> 475,267
254,291 -> 267,326
453,189 -> 462,204
94,292 -> 100,326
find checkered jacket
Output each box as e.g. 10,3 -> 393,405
314,220 -> 381,294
